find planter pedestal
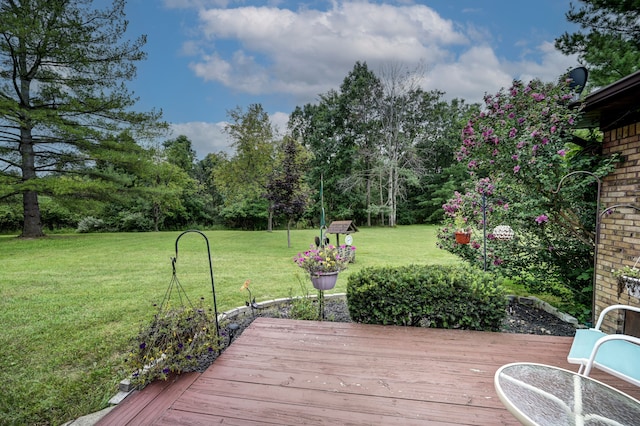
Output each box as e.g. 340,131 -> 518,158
310,271 -> 339,320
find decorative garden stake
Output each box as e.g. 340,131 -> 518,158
240,279 -> 259,315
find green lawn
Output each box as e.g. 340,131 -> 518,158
0,225 -> 463,425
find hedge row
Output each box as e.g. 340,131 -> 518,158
346,264 -> 507,331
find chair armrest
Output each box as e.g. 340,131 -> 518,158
583,334 -> 640,377
594,304 -> 640,330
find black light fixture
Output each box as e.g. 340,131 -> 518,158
228,322 -> 240,343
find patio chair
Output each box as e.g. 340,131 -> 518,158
567,304 -> 640,387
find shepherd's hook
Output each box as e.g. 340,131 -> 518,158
174,230 -> 220,338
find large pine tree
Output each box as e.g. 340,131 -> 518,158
0,0 -> 165,237
555,0 -> 640,86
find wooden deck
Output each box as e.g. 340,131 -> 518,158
98,318 -> 640,425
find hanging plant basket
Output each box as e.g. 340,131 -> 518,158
493,225 -> 515,241
620,277 -> 640,298
310,271 -> 339,290
613,257 -> 640,298
616,275 -> 640,298
455,231 -> 471,245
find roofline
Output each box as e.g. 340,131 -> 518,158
582,69 -> 640,112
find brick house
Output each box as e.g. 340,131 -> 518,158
580,70 -> 640,333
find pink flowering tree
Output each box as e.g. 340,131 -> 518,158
438,78 -> 616,314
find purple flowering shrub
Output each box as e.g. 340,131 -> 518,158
126,300 -> 223,387
437,177 -> 515,269
457,78 -> 578,188
438,77 -> 617,314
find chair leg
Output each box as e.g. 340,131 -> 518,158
577,364 -> 585,374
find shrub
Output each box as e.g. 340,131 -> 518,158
346,264 -> 507,331
76,216 -> 106,233
439,78 -> 617,312
116,211 -> 153,232
287,279 -> 320,320
40,198 -> 80,230
0,202 -> 21,232
289,295 -> 319,320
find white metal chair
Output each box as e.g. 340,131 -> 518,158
567,304 -> 640,387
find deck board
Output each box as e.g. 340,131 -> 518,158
98,318 -> 640,425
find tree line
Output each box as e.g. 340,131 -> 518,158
0,1 -> 482,237
2,0 -> 638,243
0,61 -> 476,235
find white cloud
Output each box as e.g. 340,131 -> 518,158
190,2 -> 467,100
425,45 -> 512,104
170,0 -> 579,158
169,121 -> 231,158
184,1 -> 577,107
514,41 -> 579,83
270,111 -> 290,136
424,42 -> 578,104
169,111 -> 291,158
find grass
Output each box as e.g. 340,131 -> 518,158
0,225 -> 538,425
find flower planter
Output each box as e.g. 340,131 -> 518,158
310,271 -> 339,290
613,259 -> 640,298
454,231 -> 471,245
618,276 -> 640,298
338,246 -> 356,263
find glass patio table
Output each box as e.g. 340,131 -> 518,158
494,362 -> 640,425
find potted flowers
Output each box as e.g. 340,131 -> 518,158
454,213 -> 471,244
612,262 -> 640,298
293,244 -> 356,290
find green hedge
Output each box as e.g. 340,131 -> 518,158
346,264 -> 507,331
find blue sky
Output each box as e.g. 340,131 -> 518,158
124,0 -> 579,158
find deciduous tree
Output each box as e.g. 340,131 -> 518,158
163,135 -> 196,175
264,136 -> 311,245
338,62 -> 383,226
377,63 -> 444,227
214,104 -> 276,229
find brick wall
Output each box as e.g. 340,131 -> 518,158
597,122 -> 640,332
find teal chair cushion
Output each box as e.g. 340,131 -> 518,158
567,329 -> 606,364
